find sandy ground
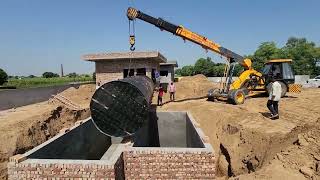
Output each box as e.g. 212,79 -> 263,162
0,84 -> 95,179
158,75 -> 320,179
1,76 -> 320,179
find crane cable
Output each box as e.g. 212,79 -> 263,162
128,0 -> 135,77
128,0 -> 135,51
128,20 -> 135,76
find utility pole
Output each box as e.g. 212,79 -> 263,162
60,64 -> 64,77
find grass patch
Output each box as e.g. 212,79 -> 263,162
5,76 -> 93,89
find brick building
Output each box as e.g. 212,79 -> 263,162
159,61 -> 178,83
82,51 -> 167,86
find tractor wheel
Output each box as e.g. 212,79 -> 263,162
267,81 -> 287,97
228,89 -> 245,105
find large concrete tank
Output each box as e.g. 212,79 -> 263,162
90,76 -> 154,137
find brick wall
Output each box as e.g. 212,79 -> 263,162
7,112 -> 216,179
95,60 -> 160,84
96,72 -> 123,85
7,161 -> 120,179
123,148 -> 215,179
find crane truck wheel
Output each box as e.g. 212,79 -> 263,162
228,89 -> 245,105
207,88 -> 220,101
267,81 -> 287,97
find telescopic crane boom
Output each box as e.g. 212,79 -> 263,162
127,7 -> 252,70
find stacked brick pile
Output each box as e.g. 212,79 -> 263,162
124,148 -> 215,179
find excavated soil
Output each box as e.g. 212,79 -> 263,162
159,75 -> 320,180
1,76 -> 320,179
0,84 -> 95,179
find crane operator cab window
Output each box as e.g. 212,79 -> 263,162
282,63 -> 294,80
262,62 -> 294,83
263,63 -> 282,80
272,64 -> 281,79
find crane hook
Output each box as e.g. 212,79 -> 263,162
130,45 -> 135,51
129,19 -> 136,51
129,35 -> 135,51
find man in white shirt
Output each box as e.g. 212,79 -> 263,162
169,82 -> 176,101
267,78 -> 282,120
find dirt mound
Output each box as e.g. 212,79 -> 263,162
176,74 -> 217,99
238,117 -> 320,180
153,75 -> 218,104
0,84 -> 95,179
179,74 -> 210,83
54,84 -> 95,108
161,87 -> 320,179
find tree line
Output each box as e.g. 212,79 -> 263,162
175,37 -> 320,77
0,69 -> 93,86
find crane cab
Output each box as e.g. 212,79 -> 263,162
262,59 -> 295,97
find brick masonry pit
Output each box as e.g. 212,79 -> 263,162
8,111 -> 215,179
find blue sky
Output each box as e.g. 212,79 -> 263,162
0,0 -> 319,76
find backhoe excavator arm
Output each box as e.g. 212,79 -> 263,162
127,7 -> 252,70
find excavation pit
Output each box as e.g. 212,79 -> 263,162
8,111 -> 215,179
133,111 -> 206,148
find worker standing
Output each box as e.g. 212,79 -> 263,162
267,78 -> 282,120
158,85 -> 164,106
169,82 -> 176,101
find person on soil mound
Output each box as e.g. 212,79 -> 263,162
267,78 -> 282,120
169,82 -> 176,101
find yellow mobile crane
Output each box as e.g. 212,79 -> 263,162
127,7 -> 297,104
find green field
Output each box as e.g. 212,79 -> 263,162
4,76 -> 93,89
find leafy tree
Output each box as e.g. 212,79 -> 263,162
177,37 -> 320,77
0,68 -> 8,85
194,57 -> 214,76
175,68 -> 182,76
209,64 -> 225,77
250,42 -> 284,71
282,37 -> 320,75
42,72 -> 59,78
248,37 -> 320,75
67,72 -> 78,78
28,75 -> 36,78
180,65 -> 195,76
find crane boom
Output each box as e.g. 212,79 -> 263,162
127,7 -> 252,69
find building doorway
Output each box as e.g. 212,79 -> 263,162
123,69 -> 135,78
136,68 -> 146,76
